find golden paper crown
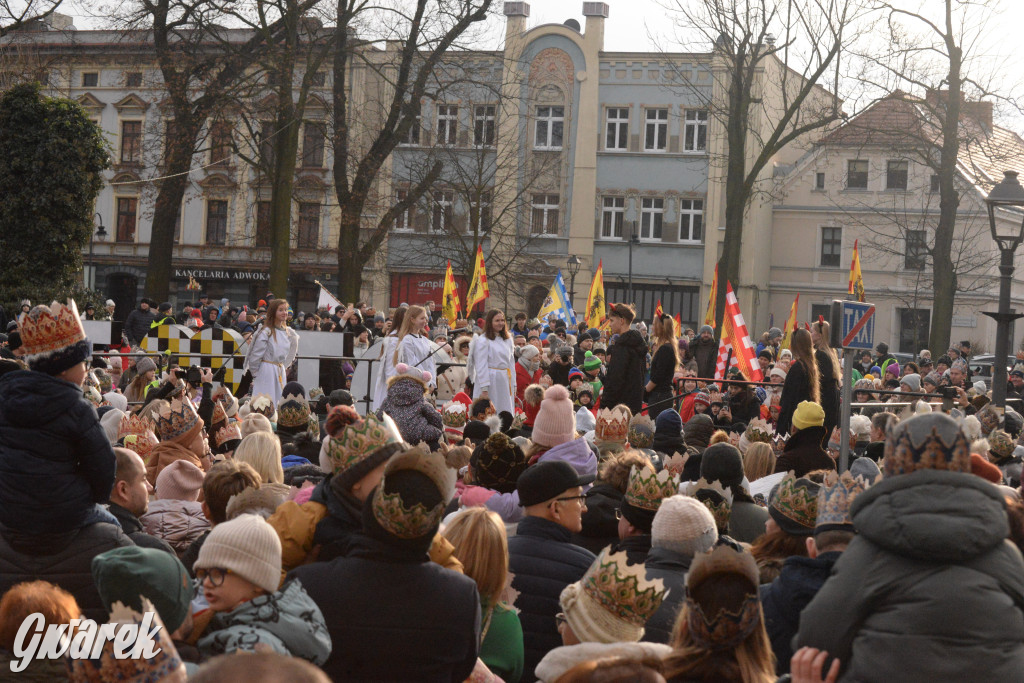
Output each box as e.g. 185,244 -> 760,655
624,466 -> 679,511
277,393 -> 311,429
18,300 -> 87,358
627,414 -> 655,449
327,413 -> 403,476
682,478 -> 733,533
770,471 -> 820,530
371,446 -> 454,539
580,548 -> 668,626
210,399 -> 228,427
214,423 -> 243,448
595,406 -> 630,443
442,402 -> 468,429
250,393 -> 276,419
816,470 -> 869,532
155,397 -> 201,442
663,451 -> 688,477
745,418 -> 773,444
118,413 -> 158,459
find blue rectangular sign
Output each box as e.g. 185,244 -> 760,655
841,301 -> 875,350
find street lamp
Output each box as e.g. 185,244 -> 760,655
627,221 -> 640,303
88,213 -> 108,291
983,170 -> 1024,409
566,254 -> 582,311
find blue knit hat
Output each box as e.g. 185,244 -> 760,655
655,409 -> 683,436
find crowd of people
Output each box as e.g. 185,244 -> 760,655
2,293 -> 1024,682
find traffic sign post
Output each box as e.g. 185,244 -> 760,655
830,300 -> 875,473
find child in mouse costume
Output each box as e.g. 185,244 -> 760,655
377,363 -> 444,450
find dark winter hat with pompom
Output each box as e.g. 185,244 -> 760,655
471,432 -> 529,494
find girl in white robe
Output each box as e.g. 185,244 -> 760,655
469,310 -> 516,414
245,300 -> 299,406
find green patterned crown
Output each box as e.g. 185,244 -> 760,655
815,470 -> 869,533
442,402 -> 468,429
745,418 -> 773,444
770,472 -> 820,531
327,413 -> 403,476
628,414 -> 655,449
624,466 -> 679,512
371,446 -> 454,539
155,396 -> 200,442
581,548 -> 668,626
250,393 -> 276,419
883,413 -> 972,476
277,393 -> 311,429
682,478 -> 733,534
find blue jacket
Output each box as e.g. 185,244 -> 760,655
0,370 -> 115,534
508,516 -> 596,679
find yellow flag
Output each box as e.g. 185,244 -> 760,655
442,261 -> 462,327
849,239 -> 865,302
781,294 -> 800,350
704,264 -> 718,328
585,259 -> 606,328
466,245 -> 489,312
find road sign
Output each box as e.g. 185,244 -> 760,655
838,300 -> 875,349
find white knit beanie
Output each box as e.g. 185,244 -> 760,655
100,408 -> 126,444
194,513 -> 282,594
652,495 -> 718,556
532,385 -> 576,448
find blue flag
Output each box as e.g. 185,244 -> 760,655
536,270 -> 577,326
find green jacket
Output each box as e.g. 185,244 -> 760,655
480,603 -> 524,683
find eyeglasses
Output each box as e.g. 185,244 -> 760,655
553,494 -> 587,505
195,567 -> 234,587
555,612 -> 568,628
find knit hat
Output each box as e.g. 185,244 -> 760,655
532,384 -> 577,448
462,419 -> 494,445
849,455 -> 881,482
92,546 -> 191,632
971,453 -> 1004,484
559,549 -> 668,643
194,513 -> 282,594
655,409 -> 683,438
883,413 -> 971,477
685,544 -> 761,650
815,471 -> 869,535
769,472 -> 820,536
135,356 -> 157,376
155,396 -> 203,445
900,373 -> 922,393
700,442 -> 745,489
576,406 -> 596,432
792,401 -> 825,431
568,367 -> 585,383
371,446 -> 455,540
99,408 -> 126,444
651,494 -> 718,556
989,428 -> 1015,461
693,392 -> 711,408
322,410 -> 405,489
628,414 -> 655,449
699,325 -> 713,336
153,459 -> 204,502
683,414 -> 715,449
769,367 -> 787,380
17,300 -> 92,376
471,432 -> 529,494
582,350 -> 601,372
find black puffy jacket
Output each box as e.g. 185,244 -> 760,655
642,546 -> 693,644
572,483 -> 621,555
508,516 -> 596,679
602,330 -> 647,414
0,370 -> 115,534
123,306 -> 157,346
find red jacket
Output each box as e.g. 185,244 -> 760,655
515,363 -> 541,403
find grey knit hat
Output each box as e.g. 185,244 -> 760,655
699,325 -> 714,335
652,495 -> 718,556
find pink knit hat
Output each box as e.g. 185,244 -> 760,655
531,384 -> 576,448
156,459 -> 205,501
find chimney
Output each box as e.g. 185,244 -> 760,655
926,89 -> 993,128
582,2 -> 609,50
504,2 -> 530,38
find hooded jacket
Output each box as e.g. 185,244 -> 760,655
197,578 -> 331,664
602,329 -> 648,414
139,499 -> 211,557
796,470 -> 1024,681
572,482 -> 622,555
690,335 -> 719,379
106,502 -> 176,555
378,377 -> 443,446
123,305 -> 157,346
0,370 -> 115,534
774,425 -> 836,477
642,546 -> 694,644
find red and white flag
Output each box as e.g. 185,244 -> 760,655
723,283 -> 763,382
714,318 -> 738,379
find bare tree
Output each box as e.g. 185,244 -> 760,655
0,0 -> 64,37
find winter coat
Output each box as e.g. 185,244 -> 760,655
0,370 -> 115,534
729,388 -> 762,424
124,306 -> 157,345
290,534 -> 481,682
198,578 -> 331,664
759,551 -> 841,675
572,483 -> 622,555
796,470 -> 1024,682
515,361 -> 542,403
140,499 -> 211,558
535,642 -> 672,683
727,498 -> 771,544
106,502 -> 176,555
652,431 -> 686,458
642,546 -> 693,644
480,603 -> 525,683
815,349 -> 841,433
146,440 -> 207,487
690,336 -> 719,379
536,437 -> 599,481
547,359 -> 571,387
602,330 -> 647,414
508,515 -> 596,679
993,453 -> 1023,488
647,344 -> 677,419
774,426 -> 836,477
0,522 -> 134,622
378,377 -> 443,446
776,359 -> 814,436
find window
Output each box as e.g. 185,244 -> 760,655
473,105 -> 495,147
898,308 -> 930,354
531,194 -> 560,235
810,304 -> 831,325
683,110 -> 707,151
302,122 -> 325,167
470,191 -> 492,233
430,190 -> 454,232
120,121 -> 142,164
601,196 -> 624,238
930,174 -> 940,193
640,198 -> 664,240
37,71 -> 49,86
847,160 -> 868,189
886,160 -> 908,190
81,72 -> 98,87
310,71 -> 326,87
645,109 -> 668,151
905,229 -> 927,270
679,199 -> 704,243
606,107 -> 629,150
604,282 -> 700,326
401,114 -> 421,146
210,123 -> 232,166
436,105 -> 458,146
815,172 -> 826,190
125,72 -> 142,87
393,190 -> 411,232
298,203 -> 320,248
820,226 -> 842,267
255,201 -> 272,247
535,106 -> 564,149
115,197 -> 137,242
206,200 -> 228,245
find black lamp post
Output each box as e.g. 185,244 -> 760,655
566,254 -> 582,312
88,213 -> 107,291
983,170 -> 1024,409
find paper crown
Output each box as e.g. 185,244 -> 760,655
210,399 -> 228,428
326,413 -> 403,476
627,414 -> 655,449
883,413 -> 972,476
990,429 -> 1015,460
18,300 -> 92,374
595,406 -> 630,443
744,418 -> 773,444
118,414 -> 158,459
815,470 -> 869,534
214,422 -> 243,449
277,393 -> 311,429
577,548 -> 668,627
683,478 -> 733,534
685,544 -> 762,650
309,386 -> 325,401
769,472 -> 820,534
83,385 -> 103,407
371,446 -> 453,539
250,393 -> 276,419
624,466 -> 679,512
155,397 -> 201,443
442,402 -> 468,431
663,451 -> 689,477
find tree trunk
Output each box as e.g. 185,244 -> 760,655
145,120 -> 198,301
268,93 -> 300,299
336,204 -> 363,301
